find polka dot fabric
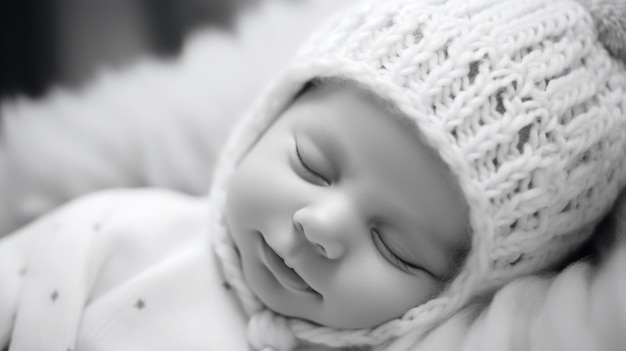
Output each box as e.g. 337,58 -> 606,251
210,0 -> 626,349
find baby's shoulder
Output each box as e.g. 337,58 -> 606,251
55,187 -> 208,244
17,188 -> 210,262
59,187 -> 204,215
52,188 -> 203,228
60,189 -> 211,298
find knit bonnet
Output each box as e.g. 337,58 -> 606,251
209,0 -> 626,349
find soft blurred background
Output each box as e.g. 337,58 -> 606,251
0,0 -> 358,237
0,0 -> 256,99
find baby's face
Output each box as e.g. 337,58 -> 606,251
225,83 -> 468,329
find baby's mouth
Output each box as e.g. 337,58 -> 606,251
260,237 -> 318,295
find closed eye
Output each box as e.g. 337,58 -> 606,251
371,227 -> 428,276
295,142 -> 330,186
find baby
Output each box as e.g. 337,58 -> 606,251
2,0 -> 626,350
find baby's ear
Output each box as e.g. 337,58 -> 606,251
575,0 -> 626,62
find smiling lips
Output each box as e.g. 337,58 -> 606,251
260,238 -> 316,294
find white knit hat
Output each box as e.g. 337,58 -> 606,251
209,0 -> 626,349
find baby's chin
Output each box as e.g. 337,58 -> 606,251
251,283 -> 407,329
245,272 -> 324,322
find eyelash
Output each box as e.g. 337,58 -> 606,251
295,143 -> 330,186
371,228 -> 421,274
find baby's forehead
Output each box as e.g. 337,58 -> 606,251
285,79 -> 420,142
282,79 -> 453,184
293,79 -> 436,156
303,77 -> 404,114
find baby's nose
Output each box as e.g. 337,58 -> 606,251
292,195 -> 361,260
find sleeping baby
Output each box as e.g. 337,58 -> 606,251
2,0 -> 626,350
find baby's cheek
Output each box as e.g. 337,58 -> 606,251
324,258 -> 433,328
226,159 -> 282,223
225,166 -> 260,227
